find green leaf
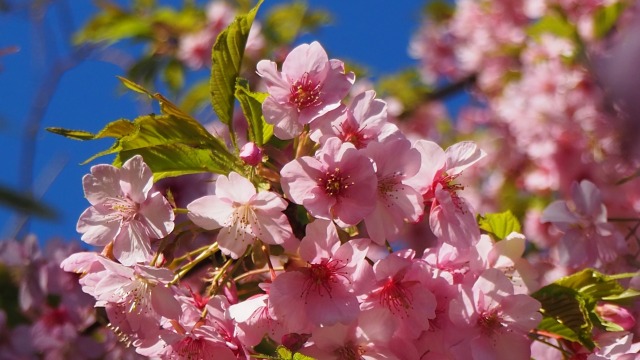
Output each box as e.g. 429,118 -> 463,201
527,13 -> 575,40
0,184 -> 57,219
48,113 -> 242,180
117,76 -> 195,120
46,127 -> 96,140
276,346 -> 293,360
210,0 -> 263,127
163,59 -> 185,92
74,5 -> 153,44
273,346 -> 316,360
110,114 -> 243,179
533,283 -> 596,350
477,210 -> 521,240
292,353 -> 315,360
263,1 -> 331,45
593,2 -> 628,39
532,269 -> 640,350
235,78 -> 272,146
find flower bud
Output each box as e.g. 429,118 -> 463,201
596,303 -> 636,330
239,142 -> 262,166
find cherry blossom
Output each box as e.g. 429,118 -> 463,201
281,137 -> 377,226
407,140 -> 486,249
187,171 -> 294,259
76,155 -> 175,266
448,269 -> 542,360
268,219 -> 374,333
541,179 -> 627,268
310,90 -> 401,149
257,41 -> 355,139
362,137 -> 424,245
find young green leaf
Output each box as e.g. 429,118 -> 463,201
593,2 -> 628,39
210,0 -> 263,128
477,209 -> 521,240
532,269 -> 640,350
527,13 -> 575,40
533,283 -> 596,350
235,78 -> 272,146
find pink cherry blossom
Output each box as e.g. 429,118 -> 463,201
541,179 -> 627,268
268,219 -> 374,333
70,256 -> 182,340
360,251 -> 437,339
407,140 -> 486,249
280,137 -> 377,226
76,155 -> 175,266
310,90 -> 401,149
187,171 -> 293,259
228,283 -> 287,347
362,137 -> 424,245
257,41 -> 355,139
303,309 -> 415,360
448,268 -> 542,360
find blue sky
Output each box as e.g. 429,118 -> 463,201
0,0 -> 428,242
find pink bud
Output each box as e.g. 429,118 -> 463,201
596,303 -> 636,330
239,142 -> 263,166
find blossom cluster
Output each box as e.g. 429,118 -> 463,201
53,35 -> 640,360
3,0 -> 639,359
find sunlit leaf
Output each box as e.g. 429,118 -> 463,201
527,13 -> 575,40
593,2 -> 628,39
533,283 -> 596,350
210,0 -> 263,127
235,78 -> 272,146
263,1 -> 331,45
47,105 -> 243,180
477,210 -> 521,240
533,269 -> 639,350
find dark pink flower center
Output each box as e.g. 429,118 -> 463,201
42,306 -> 70,328
379,278 -> 414,315
334,341 -> 365,360
432,172 -> 466,212
289,72 -> 322,110
336,118 -> 369,149
301,258 -> 348,298
320,168 -> 353,197
175,336 -> 207,359
478,309 -> 503,334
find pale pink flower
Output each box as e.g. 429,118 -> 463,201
303,309 -> 415,360
470,233 -> 539,294
228,283 -> 285,347
257,41 -> 355,139
187,171 -> 293,259
362,137 -> 424,245
310,90 -> 401,149
448,268 -> 542,360
587,332 -> 640,360
268,219 -> 374,333
76,155 -> 175,266
280,137 -> 377,226
74,256 -> 182,339
407,140 -> 486,248
541,179 -> 627,268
